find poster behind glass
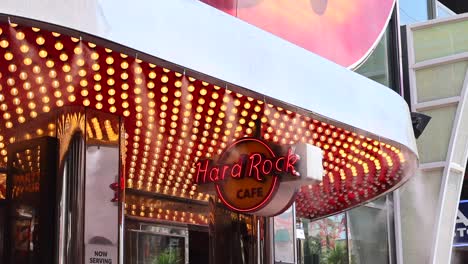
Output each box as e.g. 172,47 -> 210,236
84,145 -> 119,263
274,206 -> 295,263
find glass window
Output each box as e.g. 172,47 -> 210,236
299,194 -> 394,264
348,196 -> 390,264
355,27 -> 392,89
274,207 -> 295,263
126,224 -> 188,264
436,1 -> 456,18
300,214 -> 348,264
399,0 -> 431,25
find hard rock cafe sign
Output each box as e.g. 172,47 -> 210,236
195,137 -> 306,216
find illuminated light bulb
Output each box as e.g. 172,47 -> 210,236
62,64 -> 71,73
85,42 -> 96,49
15,31 -> 25,40
159,74 -> 169,83
121,101 -> 130,108
26,91 -> 34,100
43,105 -> 50,112
76,80 -> 88,88
135,97 -> 143,104
10,87 -> 18,95
0,39 -> 9,48
173,80 -> 183,88
130,65 -> 142,74
4,53 -> 13,61
49,80 -> 59,89
91,85 -> 101,93
54,91 -> 62,98
5,122 -> 13,128
20,44 -> 29,53
73,47 -> 82,55
77,69 -> 86,77
35,76 -> 44,85
40,96 -> 51,104
12,98 -> 20,105
93,74 -> 102,81
59,53 -> 68,61
28,102 -> 36,110
18,116 -> 25,123
104,67 -> 115,76
30,67 -> 40,76
35,49 -> 47,59
46,60 -> 54,68
93,94 -> 102,101
129,86 -> 141,95
89,63 -> 100,72
55,42 -> 64,50
107,78 -> 115,86
96,103 -> 102,110
104,56 -> 114,65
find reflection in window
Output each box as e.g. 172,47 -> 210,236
301,214 -> 348,264
0,172 -> 5,199
399,0 -> 431,25
355,27 -> 392,89
299,195 -> 394,264
274,207 -> 295,263
126,224 -> 188,264
8,145 -> 42,263
436,1 -> 455,18
348,196 -> 390,263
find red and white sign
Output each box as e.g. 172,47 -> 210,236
195,138 -> 302,216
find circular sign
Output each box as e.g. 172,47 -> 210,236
215,138 -> 279,213
194,137 -> 301,215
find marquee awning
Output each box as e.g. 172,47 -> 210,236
0,0 -> 417,220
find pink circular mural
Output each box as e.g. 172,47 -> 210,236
201,0 -> 395,68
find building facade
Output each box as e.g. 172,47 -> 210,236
399,10 -> 468,264
0,0 -> 432,263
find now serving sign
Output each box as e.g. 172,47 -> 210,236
85,244 -> 117,264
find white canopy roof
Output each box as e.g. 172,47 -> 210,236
0,0 -> 417,156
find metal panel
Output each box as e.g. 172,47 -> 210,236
404,13 -> 468,264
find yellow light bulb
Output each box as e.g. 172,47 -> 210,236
15,31 -> 25,40
74,47 -> 82,55
55,42 -> 64,50
0,39 -> 8,48
4,53 -> 13,61
20,44 -> 29,53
